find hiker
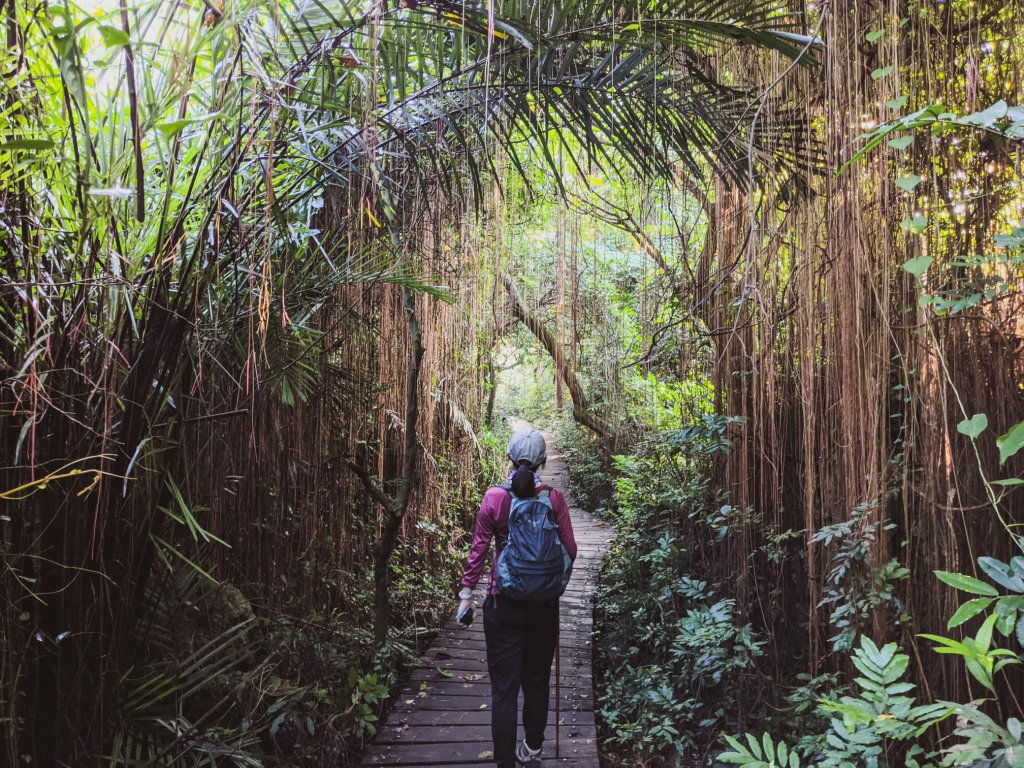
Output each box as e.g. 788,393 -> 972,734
456,428 -> 577,768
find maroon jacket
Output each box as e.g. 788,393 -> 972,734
460,484 -> 578,596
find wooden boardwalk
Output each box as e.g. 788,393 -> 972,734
362,439 -> 612,767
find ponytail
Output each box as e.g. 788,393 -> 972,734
510,460 -> 537,498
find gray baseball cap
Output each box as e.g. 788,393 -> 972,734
507,428 -> 547,469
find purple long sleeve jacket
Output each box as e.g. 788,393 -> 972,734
460,484 -> 578,596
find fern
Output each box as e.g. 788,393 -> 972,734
718,636 -> 950,768
719,733 -> 803,767
817,637 -> 949,766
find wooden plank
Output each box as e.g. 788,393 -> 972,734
363,736 -> 599,764
388,694 -> 595,714
389,708 -> 594,727
375,723 -> 598,744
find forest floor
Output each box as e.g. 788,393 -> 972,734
360,430 -> 615,766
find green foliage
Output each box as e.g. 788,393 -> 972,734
718,637 -> 948,768
924,557 -> 1024,691
555,417 -> 618,515
937,704 -> 1024,767
847,101 -> 1024,172
594,418 -> 769,762
719,560 -> 1024,768
812,501 -> 909,652
815,637 -> 949,767
719,733 -> 804,767
598,538 -> 765,758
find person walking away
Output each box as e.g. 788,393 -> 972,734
456,428 -> 577,768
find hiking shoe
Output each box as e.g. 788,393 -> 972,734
515,739 -> 542,767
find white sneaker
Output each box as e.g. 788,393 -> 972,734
515,739 -> 542,767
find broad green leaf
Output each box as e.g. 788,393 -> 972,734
98,24 -> 130,47
866,30 -> 884,43
902,255 -> 932,277
888,135 -> 915,150
956,413 -> 988,439
947,598 -> 992,629
895,174 -> 922,192
887,95 -> 909,110
900,217 -> 929,237
992,478 -> 1024,487
975,612 -> 997,653
872,66 -> 895,80
934,570 -> 998,596
978,557 -> 1024,592
956,100 -> 1008,128
996,420 -> 1024,464
994,602 -> 1017,636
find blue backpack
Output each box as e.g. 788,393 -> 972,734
495,485 -> 573,602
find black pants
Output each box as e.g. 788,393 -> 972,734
483,594 -> 558,767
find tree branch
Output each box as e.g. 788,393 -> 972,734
346,460 -> 397,515
500,271 -> 611,438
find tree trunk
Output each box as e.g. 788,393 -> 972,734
499,271 -> 611,438
373,512 -> 403,646
349,286 -> 425,646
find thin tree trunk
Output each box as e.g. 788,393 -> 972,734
348,286 -> 424,646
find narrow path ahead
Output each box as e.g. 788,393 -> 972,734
362,435 -> 612,767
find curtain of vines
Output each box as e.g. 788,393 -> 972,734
703,0 -> 1024,706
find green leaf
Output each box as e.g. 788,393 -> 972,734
947,598 -> 993,629
965,658 -> 995,693
866,30 -> 884,43
996,420 -> 1024,464
956,100 -> 1008,129
934,570 -> 999,596
900,217 -> 930,237
156,112 -> 223,139
991,478 -> 1024,487
994,601 -> 1017,636
763,732 -> 775,761
902,255 -> 932,277
895,174 -> 922,192
887,95 -> 909,110
98,24 -> 130,47
975,613 -> 997,653
872,65 -> 895,80
957,413 -> 988,439
888,135 -> 915,150
1,139 -> 54,152
978,557 -> 1024,592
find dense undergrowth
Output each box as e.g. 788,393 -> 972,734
559,421 -> 1024,768
97,427 -> 509,767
